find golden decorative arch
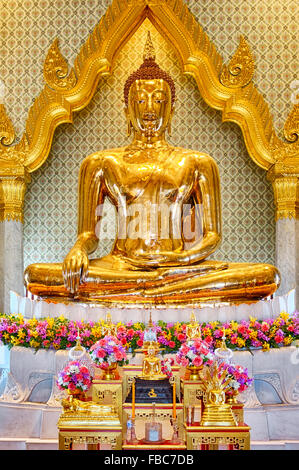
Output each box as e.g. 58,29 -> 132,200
0,0 -> 298,221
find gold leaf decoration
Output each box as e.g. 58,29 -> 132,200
43,38 -> 77,91
284,104 -> 299,143
220,35 -> 255,88
0,104 -> 15,146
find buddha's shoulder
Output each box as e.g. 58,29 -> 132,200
82,147 -> 128,161
172,147 -> 217,163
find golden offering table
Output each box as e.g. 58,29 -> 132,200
88,377 -> 123,424
57,409 -> 122,450
180,377 -> 207,424
123,402 -> 184,440
184,423 -> 251,450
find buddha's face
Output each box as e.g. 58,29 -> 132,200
127,79 -> 173,138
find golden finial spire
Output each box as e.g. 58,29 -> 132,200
105,311 -> 112,324
143,31 -> 156,61
148,310 -> 153,328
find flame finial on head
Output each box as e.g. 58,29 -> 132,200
123,31 -> 176,108
143,31 -> 156,62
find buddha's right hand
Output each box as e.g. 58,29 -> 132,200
62,247 -> 89,294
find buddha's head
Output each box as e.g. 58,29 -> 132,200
124,32 -> 175,139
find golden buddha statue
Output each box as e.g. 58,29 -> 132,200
61,395 -> 117,416
140,346 -> 166,380
101,312 -> 117,337
186,312 -> 201,340
24,33 -> 280,306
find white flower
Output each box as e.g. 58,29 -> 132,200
187,351 -> 196,360
230,379 -> 240,390
69,365 -> 80,374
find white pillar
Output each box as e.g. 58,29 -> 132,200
0,220 -> 24,313
275,217 -> 299,311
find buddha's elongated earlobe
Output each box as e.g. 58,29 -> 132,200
167,108 -> 174,136
125,107 -> 132,137
127,117 -> 132,137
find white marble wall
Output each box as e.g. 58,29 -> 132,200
0,221 -> 24,314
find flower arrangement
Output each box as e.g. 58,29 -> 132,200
88,335 -> 128,369
176,338 -> 215,368
219,362 -> 253,395
0,312 -> 298,354
56,360 -> 92,394
161,357 -> 175,378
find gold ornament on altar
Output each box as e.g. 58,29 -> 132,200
101,312 -> 117,337
214,328 -> 233,363
24,31 -> 280,306
186,312 -> 201,340
61,394 -> 117,417
199,364 -> 237,427
140,345 -> 166,381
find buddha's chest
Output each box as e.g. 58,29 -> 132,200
105,152 -> 194,203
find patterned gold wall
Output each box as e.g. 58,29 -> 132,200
0,0 -> 297,268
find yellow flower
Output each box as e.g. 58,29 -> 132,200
279,311 -> 289,322
58,315 -> 66,322
262,342 -> 270,351
29,329 -> 39,338
224,328 -> 232,337
46,317 -> 54,329
283,336 -> 293,346
249,316 -> 257,326
249,330 -> 258,340
237,338 -> 245,348
204,328 -> 212,336
29,340 -> 40,349
11,337 -> 20,346
230,321 -> 239,332
17,330 -> 26,340
17,314 -> 24,323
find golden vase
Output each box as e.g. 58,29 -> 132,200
225,389 -> 239,404
99,363 -> 118,380
185,365 -> 203,381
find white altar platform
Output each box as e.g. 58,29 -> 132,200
0,289 -> 298,450
9,289 -> 296,324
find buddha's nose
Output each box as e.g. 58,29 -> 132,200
143,112 -> 157,121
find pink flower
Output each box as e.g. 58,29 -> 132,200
261,323 -> 270,332
193,356 -> 203,367
180,357 -> 189,367
96,348 -> 106,358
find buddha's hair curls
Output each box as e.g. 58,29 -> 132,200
124,58 -> 176,108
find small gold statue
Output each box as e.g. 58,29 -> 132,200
61,394 -> 117,416
199,364 -> 236,427
24,32 -> 280,305
101,312 -> 117,337
186,312 -> 201,340
140,346 -> 166,380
